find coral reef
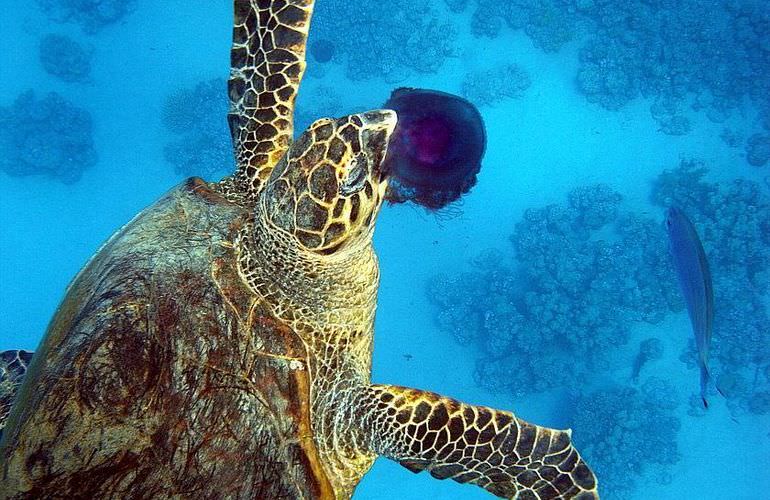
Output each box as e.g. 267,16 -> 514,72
460,0 -> 576,52
308,38 -> 336,64
470,7 -> 503,39
37,0 -> 136,33
652,160 -> 770,415
0,90 -> 97,184
570,0 -> 769,118
454,0 -> 770,131
426,160 -> 768,422
161,79 -> 233,179
576,38 -> 638,111
650,97 -> 692,136
461,64 -> 531,107
746,133 -> 770,167
444,0 -> 470,13
719,127 -> 743,148
312,0 -> 455,81
521,0 -> 574,53
570,378 -> 681,496
39,34 -> 91,82
748,391 -> 770,415
429,183 -> 681,396
428,165 -> 766,483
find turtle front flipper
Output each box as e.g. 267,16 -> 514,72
0,350 -> 33,439
227,0 -> 315,200
351,385 -> 598,499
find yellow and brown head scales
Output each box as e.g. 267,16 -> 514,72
259,110 -> 397,255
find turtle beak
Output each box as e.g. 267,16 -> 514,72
360,109 -> 398,181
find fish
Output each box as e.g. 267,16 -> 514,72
665,206 -> 719,408
631,337 -> 663,383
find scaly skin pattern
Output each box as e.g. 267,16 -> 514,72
347,386 -> 598,500
0,351 -> 32,440
1,0 -> 600,497
236,111 -> 396,496
224,0 -> 315,202
234,110 -> 599,498
0,179 -> 335,499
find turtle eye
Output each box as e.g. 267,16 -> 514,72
339,153 -> 368,196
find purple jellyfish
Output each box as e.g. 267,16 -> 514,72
382,87 -> 486,210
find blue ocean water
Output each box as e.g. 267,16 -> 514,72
1,0 -> 769,498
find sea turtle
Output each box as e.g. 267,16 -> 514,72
0,350 -> 32,441
0,1 -> 598,498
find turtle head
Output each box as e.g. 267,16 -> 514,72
259,110 -> 397,255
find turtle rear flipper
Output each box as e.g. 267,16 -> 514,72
352,385 -> 598,499
0,350 -> 33,437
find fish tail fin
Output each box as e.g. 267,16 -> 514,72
700,363 -> 710,409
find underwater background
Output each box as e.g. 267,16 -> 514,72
1,0 -> 769,498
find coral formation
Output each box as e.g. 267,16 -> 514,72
745,133 -> 770,167
161,79 -> 233,179
461,64 -> 531,107
521,0 -> 574,53
652,160 -> 770,415
459,0 -> 575,52
444,0 -> 470,13
748,391 -> 770,415
571,0 -> 769,118
429,183 -> 681,396
312,0 -> 455,81
719,127 -> 743,148
650,97 -> 692,136
470,7 -> 502,39
575,38 -> 638,111
0,90 -> 97,184
37,0 -> 136,33
452,0 -> 770,131
427,160 -> 769,489
570,378 -> 681,496
308,38 -> 336,63
39,34 -> 91,82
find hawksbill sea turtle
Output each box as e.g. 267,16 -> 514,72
0,350 -> 32,437
0,1 -> 598,498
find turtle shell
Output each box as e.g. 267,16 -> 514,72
0,178 -> 335,498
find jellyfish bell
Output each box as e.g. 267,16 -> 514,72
382,87 -> 486,210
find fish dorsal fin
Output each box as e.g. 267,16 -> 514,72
697,238 -> 714,339
227,0 -> 315,201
